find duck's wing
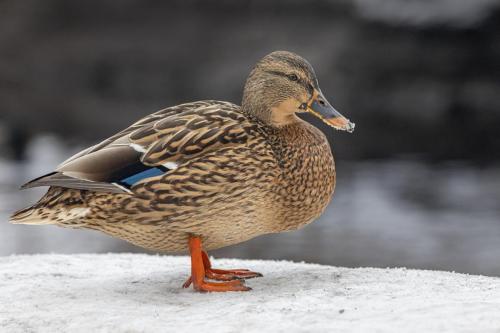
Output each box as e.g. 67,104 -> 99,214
21,101 -> 259,194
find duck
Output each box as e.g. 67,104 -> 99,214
10,51 -> 355,292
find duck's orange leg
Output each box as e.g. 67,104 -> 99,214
182,248 -> 263,287
183,236 -> 252,292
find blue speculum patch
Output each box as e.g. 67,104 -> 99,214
118,166 -> 167,187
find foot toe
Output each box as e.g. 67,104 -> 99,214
195,280 -> 251,292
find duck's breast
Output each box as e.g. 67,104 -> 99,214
268,122 -> 336,231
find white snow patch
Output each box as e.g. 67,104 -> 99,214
1,254 -> 500,332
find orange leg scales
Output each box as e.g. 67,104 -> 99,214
182,236 -> 263,292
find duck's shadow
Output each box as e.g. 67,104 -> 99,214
60,265 -> 312,304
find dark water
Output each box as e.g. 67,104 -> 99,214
2,136 -> 500,276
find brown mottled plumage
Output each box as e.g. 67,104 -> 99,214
11,51 -> 354,292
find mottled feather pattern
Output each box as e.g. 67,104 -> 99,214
12,101 -> 335,252
12,51 -> 340,254
129,102 -> 259,167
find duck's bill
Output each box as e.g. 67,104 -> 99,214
307,90 -> 355,133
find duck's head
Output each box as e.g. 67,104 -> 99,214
242,51 -> 354,132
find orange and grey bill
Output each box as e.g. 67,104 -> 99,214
325,115 -> 355,133
305,89 -> 355,133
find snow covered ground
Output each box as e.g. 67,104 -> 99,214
1,254 -> 500,333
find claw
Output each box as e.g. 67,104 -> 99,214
182,276 -> 193,288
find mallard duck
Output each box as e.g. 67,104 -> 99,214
11,51 -> 354,292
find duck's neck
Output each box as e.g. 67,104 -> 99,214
241,102 -> 301,128
268,120 -> 326,146
241,98 -> 271,124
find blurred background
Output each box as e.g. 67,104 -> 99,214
1,0 -> 500,275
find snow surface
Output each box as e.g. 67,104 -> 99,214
1,254 -> 500,332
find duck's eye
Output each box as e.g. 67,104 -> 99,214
287,74 -> 299,82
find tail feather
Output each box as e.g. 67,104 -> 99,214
10,206 -> 56,225
10,187 -> 89,226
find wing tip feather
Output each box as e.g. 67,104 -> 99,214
20,172 -> 58,190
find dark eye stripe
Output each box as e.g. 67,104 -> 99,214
265,70 -> 311,91
265,70 -> 289,78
